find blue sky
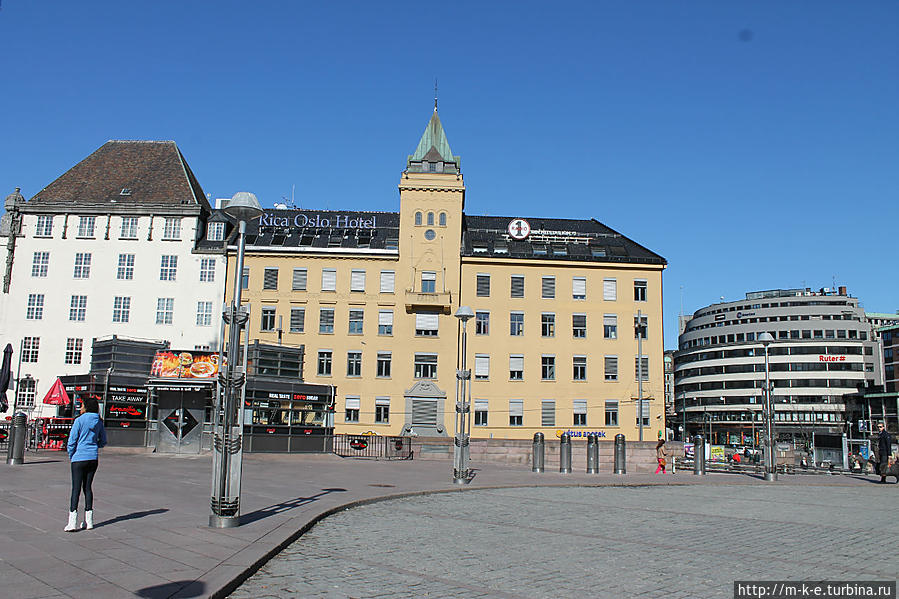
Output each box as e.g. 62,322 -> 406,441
2,1 -> 896,347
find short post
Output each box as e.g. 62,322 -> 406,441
614,433 -> 626,474
586,433 -> 598,474
532,432 -> 545,473
6,412 -> 27,466
559,433 -> 571,473
693,435 -> 706,475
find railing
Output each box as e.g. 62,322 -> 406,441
332,434 -> 413,460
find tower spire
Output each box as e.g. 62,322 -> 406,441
434,78 -> 438,112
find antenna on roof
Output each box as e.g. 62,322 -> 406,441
434,78 -> 438,112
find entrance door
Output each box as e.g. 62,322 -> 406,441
156,389 -> 206,454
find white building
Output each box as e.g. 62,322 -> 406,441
1,141 -> 227,417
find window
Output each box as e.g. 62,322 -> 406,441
634,314 -> 648,339
121,217 -> 138,239
603,278 -> 617,301
474,399 -> 488,426
375,397 -> 390,423
572,277 -> 586,300
509,399 -> 523,426
415,312 -> 439,336
321,268 -> 337,291
241,267 -> 249,289
16,377 -> 35,409
541,313 -> 555,337
541,400 -> 555,427
35,215 -> 53,237
258,306 -> 275,331
378,310 -> 393,335
77,216 -> 96,238
573,314 -> 587,338
197,301 -> 213,326
439,212 -> 447,226
637,401 -> 649,427
31,252 -> 49,277
573,400 -> 587,426
414,353 -> 437,379
65,338 -> 83,365
117,254 -> 135,280
163,217 -> 181,240
206,221 -> 224,241
475,311 -> 490,335
541,276 -> 555,299
156,298 -> 174,325
427,212 -> 434,226
73,253 -> 91,279
263,268 -> 279,290
289,307 -> 305,333
317,350 -> 332,376
344,396 -> 360,422
421,271 -> 436,293
349,310 -> 364,335
199,258 -> 215,282
160,255 -> 177,281
573,356 -> 587,381
476,274 -> 490,297
69,295 -> 87,321
510,312 -> 524,336
604,314 -> 618,339
319,308 -> 335,334
113,297 -> 131,323
26,294 -> 44,320
350,269 -> 366,292
504,355 -> 522,382
605,401 -> 619,426
22,337 -> 39,362
635,356 -> 649,381
542,355 -> 555,380
474,354 -> 489,380
290,268 -> 307,291
347,351 -> 362,377
380,270 -> 395,293
634,280 -> 647,302
510,275 -> 525,298
414,211 -> 422,226
604,356 -> 618,381
377,352 -> 392,377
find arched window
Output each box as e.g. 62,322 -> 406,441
415,212 -> 422,226
439,212 -> 447,227
427,212 -> 434,226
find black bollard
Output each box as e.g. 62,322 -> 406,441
559,433 -> 571,473
693,435 -> 706,475
586,433 -> 598,474
614,433 -> 626,474
532,432 -> 545,473
6,412 -> 27,466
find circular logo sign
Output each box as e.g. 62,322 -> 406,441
508,218 -> 531,240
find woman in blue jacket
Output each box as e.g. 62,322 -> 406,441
65,396 -> 107,531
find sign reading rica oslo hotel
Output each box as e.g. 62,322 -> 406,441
226,109 -> 667,441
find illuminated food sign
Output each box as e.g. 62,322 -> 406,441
150,351 -> 219,379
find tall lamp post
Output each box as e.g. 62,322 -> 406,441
759,332 -> 777,482
210,192 -> 263,527
453,306 -> 474,484
635,309 -> 646,441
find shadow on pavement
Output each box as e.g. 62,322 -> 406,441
96,508 -> 169,528
19,459 -> 64,465
240,488 -> 347,525
136,580 -> 204,598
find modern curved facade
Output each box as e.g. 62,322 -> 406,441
674,288 -> 880,452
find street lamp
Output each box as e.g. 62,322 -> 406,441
759,332 -> 777,482
453,305 -> 475,484
210,192 -> 264,527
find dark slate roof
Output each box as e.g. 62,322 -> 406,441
28,141 -> 210,211
462,215 -> 666,265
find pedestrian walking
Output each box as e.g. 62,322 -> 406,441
65,397 -> 107,531
655,439 -> 667,474
876,422 -> 893,484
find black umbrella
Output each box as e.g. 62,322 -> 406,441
0,343 -> 13,413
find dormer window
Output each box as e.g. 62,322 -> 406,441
428,162 -> 437,173
206,221 -> 225,241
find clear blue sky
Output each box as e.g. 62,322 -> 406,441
2,1 -> 897,347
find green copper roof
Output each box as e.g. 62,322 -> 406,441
407,110 -> 461,172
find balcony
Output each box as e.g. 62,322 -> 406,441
404,289 -> 453,314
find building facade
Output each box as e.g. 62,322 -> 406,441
228,110 -> 667,441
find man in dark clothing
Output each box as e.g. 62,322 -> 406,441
876,422 -> 893,483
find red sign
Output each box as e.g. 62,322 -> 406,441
819,355 -> 846,362
150,351 -> 219,379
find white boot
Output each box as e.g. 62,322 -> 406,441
83,510 -> 94,530
64,510 -> 79,532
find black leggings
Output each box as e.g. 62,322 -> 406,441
70,460 -> 98,511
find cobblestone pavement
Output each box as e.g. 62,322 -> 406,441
231,484 -> 899,599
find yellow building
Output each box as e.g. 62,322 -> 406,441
225,109 -> 667,441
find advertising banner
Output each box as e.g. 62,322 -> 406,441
150,351 -> 219,379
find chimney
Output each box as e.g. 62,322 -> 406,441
838,285 -> 847,296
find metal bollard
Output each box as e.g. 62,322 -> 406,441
559,433 -> 571,473
586,433 -> 598,474
6,412 -> 27,466
614,433 -> 626,474
693,435 -> 706,475
532,432 -> 545,473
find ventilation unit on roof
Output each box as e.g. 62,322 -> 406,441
120,188 -> 131,196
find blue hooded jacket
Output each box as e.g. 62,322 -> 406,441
67,412 -> 107,462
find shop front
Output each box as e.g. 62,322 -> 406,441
243,378 -> 335,453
